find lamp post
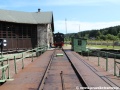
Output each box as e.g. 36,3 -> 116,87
65,18 -> 67,46
0,39 -> 3,58
3,39 -> 7,46
0,39 -> 7,58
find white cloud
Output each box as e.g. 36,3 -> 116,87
54,20 -> 120,34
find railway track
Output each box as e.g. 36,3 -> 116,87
72,52 -> 120,89
38,48 -> 89,90
38,48 -> 56,90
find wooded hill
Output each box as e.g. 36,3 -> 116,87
65,25 -> 120,40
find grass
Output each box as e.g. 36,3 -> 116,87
87,45 -> 120,50
64,40 -> 120,50
87,40 -> 120,50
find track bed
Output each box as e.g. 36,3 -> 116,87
40,49 -> 82,90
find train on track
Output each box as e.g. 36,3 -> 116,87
53,32 -> 64,48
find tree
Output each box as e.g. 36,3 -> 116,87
96,31 -> 101,36
84,34 -> 89,39
117,33 -> 120,38
65,25 -> 120,41
99,35 -> 106,40
106,34 -> 117,40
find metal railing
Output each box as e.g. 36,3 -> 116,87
0,45 -> 47,83
87,49 -> 120,77
0,58 -> 11,82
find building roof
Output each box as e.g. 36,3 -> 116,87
0,9 -> 53,24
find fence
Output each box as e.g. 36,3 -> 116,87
87,49 -> 120,77
87,40 -> 120,46
0,45 -> 47,83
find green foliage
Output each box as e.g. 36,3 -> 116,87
99,35 -> 106,40
106,34 -> 116,40
117,33 -> 120,38
65,25 -> 120,41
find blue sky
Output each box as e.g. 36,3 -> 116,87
0,0 -> 120,33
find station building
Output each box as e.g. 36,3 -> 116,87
0,9 -> 54,50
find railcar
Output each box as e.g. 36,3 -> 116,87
53,32 -> 64,48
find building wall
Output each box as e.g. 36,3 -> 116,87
0,21 -> 54,50
47,24 -> 53,47
37,24 -> 53,47
37,24 -> 47,46
0,21 -> 37,50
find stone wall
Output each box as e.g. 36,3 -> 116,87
47,24 -> 53,47
37,24 -> 47,46
37,24 -> 53,47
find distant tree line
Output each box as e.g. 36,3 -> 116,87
65,25 -> 120,41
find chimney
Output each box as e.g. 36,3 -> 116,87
38,8 -> 41,12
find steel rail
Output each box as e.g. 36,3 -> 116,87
62,48 -> 89,90
37,49 -> 56,90
72,52 -> 120,89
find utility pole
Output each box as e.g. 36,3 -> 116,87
65,18 -> 67,46
79,25 -> 80,37
65,18 -> 67,34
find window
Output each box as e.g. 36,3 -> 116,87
78,40 -> 82,45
